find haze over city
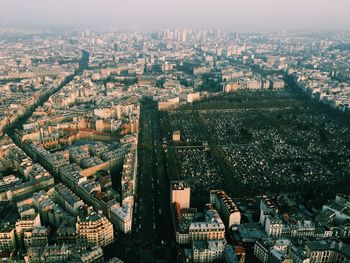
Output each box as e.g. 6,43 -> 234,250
1,0 -> 350,31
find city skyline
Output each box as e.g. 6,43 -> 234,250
1,0 -> 350,31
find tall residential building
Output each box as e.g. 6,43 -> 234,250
0,224 -> 16,251
33,190 -> 68,226
171,181 -> 190,209
57,226 -> 76,245
24,243 -> 104,262
23,226 -> 48,249
192,239 -> 227,263
259,196 -> 283,238
15,213 -> 41,247
110,197 -> 133,234
254,239 -> 292,263
76,209 -> 114,247
189,204 -> 225,241
53,183 -> 85,215
210,190 -> 241,229
305,240 -> 350,263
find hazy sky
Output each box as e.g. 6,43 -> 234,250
1,0 -> 349,31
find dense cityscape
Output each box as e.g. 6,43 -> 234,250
0,21 -> 349,263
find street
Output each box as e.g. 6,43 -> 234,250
133,103 -> 175,262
